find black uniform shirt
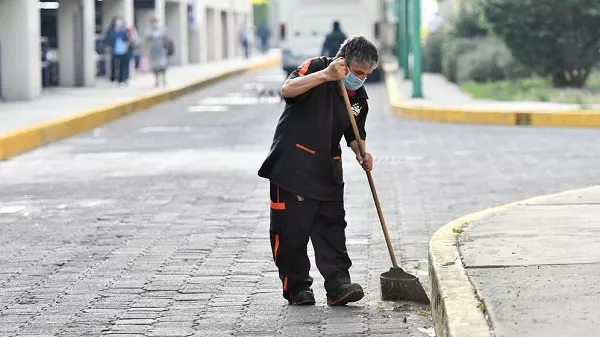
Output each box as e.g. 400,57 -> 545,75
258,56 -> 369,201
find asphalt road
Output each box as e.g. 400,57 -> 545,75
1,66 -> 599,337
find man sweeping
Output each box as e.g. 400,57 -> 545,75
258,36 -> 379,306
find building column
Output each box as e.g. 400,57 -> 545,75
188,1 -> 201,64
196,1 -> 208,63
228,10 -> 236,59
165,1 -> 188,66
0,0 -> 41,101
205,8 -> 217,62
215,10 -> 224,60
154,0 -> 165,27
58,0 -> 96,87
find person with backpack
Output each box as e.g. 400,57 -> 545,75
104,16 -> 131,86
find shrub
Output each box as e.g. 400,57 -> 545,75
450,0 -> 489,38
439,0 -> 492,81
481,0 -> 600,88
441,37 -> 478,83
424,32 -> 444,73
455,37 -> 530,83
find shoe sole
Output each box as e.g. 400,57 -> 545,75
290,299 -> 316,305
327,289 -> 364,306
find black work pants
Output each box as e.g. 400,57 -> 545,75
269,182 -> 352,300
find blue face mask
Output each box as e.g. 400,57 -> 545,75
344,69 -> 365,90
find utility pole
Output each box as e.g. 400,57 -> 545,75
395,0 -> 402,70
401,0 -> 410,79
411,0 -> 422,98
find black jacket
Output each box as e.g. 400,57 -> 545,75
258,57 -> 369,201
322,30 -> 347,57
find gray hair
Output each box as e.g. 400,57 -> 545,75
335,36 -> 379,70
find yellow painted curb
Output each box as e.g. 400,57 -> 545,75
429,185 -> 599,337
0,55 -> 281,161
384,68 -> 600,127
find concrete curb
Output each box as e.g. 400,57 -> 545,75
383,66 -> 600,128
428,186 -> 598,337
0,55 -> 281,161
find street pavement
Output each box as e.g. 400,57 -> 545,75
1,65 -> 600,336
0,51 -> 278,135
460,187 -> 600,337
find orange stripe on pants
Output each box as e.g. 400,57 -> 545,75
273,234 -> 280,264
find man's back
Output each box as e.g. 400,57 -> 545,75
322,30 -> 347,57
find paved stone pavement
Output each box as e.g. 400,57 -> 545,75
1,66 -> 600,337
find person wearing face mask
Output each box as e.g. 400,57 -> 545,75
258,36 -> 378,306
104,16 -> 131,86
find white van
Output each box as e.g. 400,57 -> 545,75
274,0 -> 389,82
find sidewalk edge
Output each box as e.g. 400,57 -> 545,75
0,56 -> 280,161
429,186 -> 599,337
384,67 -> 600,128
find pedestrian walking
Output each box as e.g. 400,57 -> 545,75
125,24 -> 140,81
240,20 -> 251,59
258,36 -> 379,306
257,21 -> 271,54
321,21 -> 347,57
104,16 -> 130,86
145,17 -> 169,87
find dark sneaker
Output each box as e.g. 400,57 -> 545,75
326,283 -> 364,306
289,289 -> 316,305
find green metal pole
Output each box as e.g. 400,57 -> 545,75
395,0 -> 402,68
411,0 -> 422,98
402,0 -> 410,79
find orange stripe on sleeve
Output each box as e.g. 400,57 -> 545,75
298,59 -> 313,76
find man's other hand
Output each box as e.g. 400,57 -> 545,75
356,152 -> 373,172
324,57 -> 348,81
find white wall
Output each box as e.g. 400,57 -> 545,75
0,0 -> 41,101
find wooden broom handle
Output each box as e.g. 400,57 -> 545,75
338,80 -> 399,269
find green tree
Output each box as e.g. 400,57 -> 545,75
452,0 -> 489,38
481,0 -> 600,87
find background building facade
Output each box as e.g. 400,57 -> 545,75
0,0 -> 253,101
